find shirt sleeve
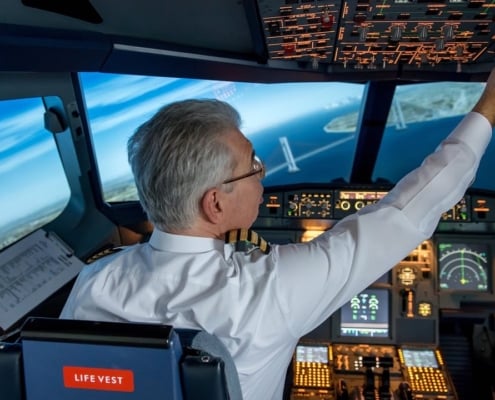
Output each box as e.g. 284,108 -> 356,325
272,112 -> 492,337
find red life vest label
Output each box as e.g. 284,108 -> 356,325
63,366 -> 135,392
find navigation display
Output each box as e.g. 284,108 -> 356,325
437,241 -> 490,292
339,288 -> 389,338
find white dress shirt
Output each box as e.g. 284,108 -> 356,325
61,112 -> 492,400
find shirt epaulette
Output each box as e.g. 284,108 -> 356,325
225,229 -> 271,255
85,246 -> 123,264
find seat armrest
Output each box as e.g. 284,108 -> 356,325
181,350 -> 228,400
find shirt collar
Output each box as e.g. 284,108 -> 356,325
149,229 -> 234,259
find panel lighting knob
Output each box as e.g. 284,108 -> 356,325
340,200 -> 351,211
319,200 -> 331,210
301,197 -> 314,208
355,200 -> 365,210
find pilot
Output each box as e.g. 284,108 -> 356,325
61,70 -> 495,400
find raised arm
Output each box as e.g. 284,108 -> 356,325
472,68 -> 495,126
276,72 -> 494,336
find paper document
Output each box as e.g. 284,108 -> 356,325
0,229 -> 84,331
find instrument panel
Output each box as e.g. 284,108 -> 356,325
259,0 -> 495,72
258,185 -> 495,224
283,228 -> 494,400
256,185 -> 495,312
259,185 -> 495,400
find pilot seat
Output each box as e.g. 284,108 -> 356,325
0,317 -> 242,400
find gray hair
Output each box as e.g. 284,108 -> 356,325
127,99 -> 241,231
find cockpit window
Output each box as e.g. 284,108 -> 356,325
80,73 -> 495,204
0,97 -> 70,250
374,81 -> 494,190
79,72 -> 365,201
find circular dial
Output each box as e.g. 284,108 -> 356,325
438,243 -> 489,291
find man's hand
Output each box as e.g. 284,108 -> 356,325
472,68 -> 495,126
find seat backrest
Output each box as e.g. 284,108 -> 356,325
20,317 -> 184,400
11,317 -> 242,400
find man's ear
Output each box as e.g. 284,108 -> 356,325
201,187 -> 224,223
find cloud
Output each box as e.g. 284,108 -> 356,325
87,79 -> 235,135
0,105 -> 46,153
0,138 -> 54,174
83,75 -> 181,108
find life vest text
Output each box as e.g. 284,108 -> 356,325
63,366 -> 134,392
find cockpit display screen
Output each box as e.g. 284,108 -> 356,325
437,242 -> 490,292
402,348 -> 438,368
295,345 -> 328,364
339,288 -> 389,338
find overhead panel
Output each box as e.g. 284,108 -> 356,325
260,1 -> 339,67
259,0 -> 495,72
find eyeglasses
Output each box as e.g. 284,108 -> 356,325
222,155 -> 265,184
